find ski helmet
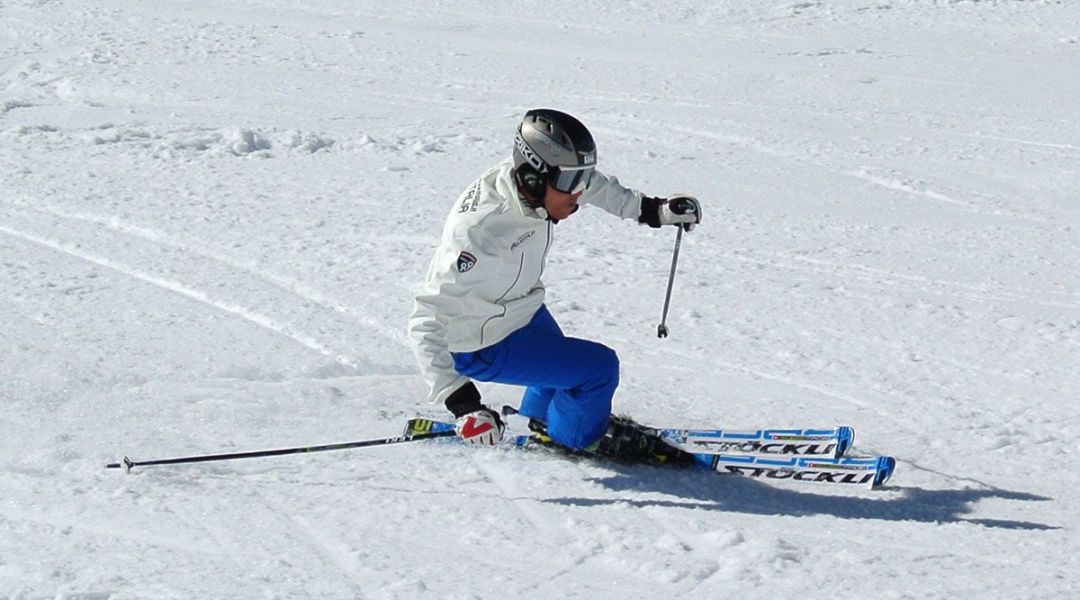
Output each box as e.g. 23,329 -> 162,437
513,109 -> 596,199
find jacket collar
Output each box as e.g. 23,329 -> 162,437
497,160 -> 549,221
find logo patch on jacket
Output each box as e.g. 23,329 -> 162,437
511,230 -> 535,251
456,251 -> 477,273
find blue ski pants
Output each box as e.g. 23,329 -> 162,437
451,305 -> 618,450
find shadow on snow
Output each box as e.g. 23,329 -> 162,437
541,466 -> 1057,531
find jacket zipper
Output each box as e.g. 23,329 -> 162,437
480,252 -> 526,346
537,221 -> 552,281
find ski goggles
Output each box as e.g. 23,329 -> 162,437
549,164 -> 595,194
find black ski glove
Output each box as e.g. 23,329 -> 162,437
444,381 -> 484,418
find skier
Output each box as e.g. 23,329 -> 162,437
408,109 -> 701,454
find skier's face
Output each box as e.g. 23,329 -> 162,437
543,184 -> 582,220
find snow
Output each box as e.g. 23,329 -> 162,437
2,0 -> 1078,597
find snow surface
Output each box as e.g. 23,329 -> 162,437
2,0 -> 1078,598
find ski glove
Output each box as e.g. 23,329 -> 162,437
445,382 -> 505,446
639,195 -> 702,231
454,407 -> 505,446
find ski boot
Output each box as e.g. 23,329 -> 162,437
588,415 -> 697,467
505,406 -> 695,468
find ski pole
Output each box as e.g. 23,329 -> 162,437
105,428 -> 456,472
657,225 -> 684,338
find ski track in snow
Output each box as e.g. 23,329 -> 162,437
718,248 -> 1080,311
650,120 -> 1056,226
0,221 -> 376,373
1,199 -> 407,347
2,0 -> 1079,598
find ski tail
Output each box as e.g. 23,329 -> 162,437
836,426 -> 855,458
404,418 -> 456,437
873,456 -> 897,487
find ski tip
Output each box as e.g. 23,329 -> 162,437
836,426 -> 855,458
872,456 -> 897,488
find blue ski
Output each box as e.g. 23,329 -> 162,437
696,453 -> 896,489
656,426 -> 855,459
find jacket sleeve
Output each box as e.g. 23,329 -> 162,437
580,170 -> 645,220
408,222 -> 500,405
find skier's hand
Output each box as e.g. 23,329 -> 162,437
664,195 -> 701,231
454,407 -> 505,446
445,382 -> 505,446
639,195 -> 702,231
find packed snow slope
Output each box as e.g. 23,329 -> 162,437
2,1 -> 1078,598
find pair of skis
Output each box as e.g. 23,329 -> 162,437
406,417 -> 896,489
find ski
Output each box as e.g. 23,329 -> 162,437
404,418 -> 896,489
695,453 -> 896,488
656,426 -> 855,459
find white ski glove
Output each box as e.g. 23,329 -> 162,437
640,195 -> 702,231
445,382 -> 505,446
454,407 -> 505,446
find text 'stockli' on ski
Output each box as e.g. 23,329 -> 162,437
657,426 -> 856,460
699,454 -> 896,488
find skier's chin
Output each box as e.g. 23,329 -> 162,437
557,204 -> 578,220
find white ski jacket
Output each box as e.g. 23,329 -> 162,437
409,158 -> 645,405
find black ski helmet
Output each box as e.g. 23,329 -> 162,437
513,109 -> 597,202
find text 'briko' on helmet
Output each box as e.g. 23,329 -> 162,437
513,109 -> 597,196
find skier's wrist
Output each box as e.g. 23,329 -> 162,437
639,196 -> 664,228
444,381 -> 483,418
